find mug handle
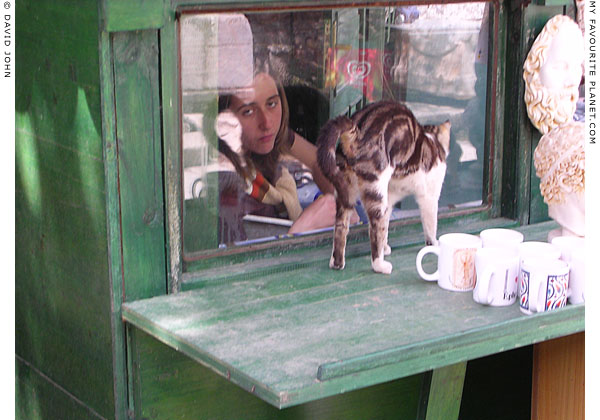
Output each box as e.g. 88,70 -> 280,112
476,267 -> 494,305
416,246 -> 440,281
567,262 -> 573,298
530,277 -> 546,313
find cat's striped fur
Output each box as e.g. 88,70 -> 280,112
317,101 -> 451,274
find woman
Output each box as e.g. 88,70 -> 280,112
217,72 -> 356,234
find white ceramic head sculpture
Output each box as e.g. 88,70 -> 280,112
215,110 -> 243,154
523,15 -> 584,135
534,120 -> 585,239
576,0 -> 585,34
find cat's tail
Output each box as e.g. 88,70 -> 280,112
316,116 -> 357,208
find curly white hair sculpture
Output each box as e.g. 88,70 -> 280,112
523,15 -> 584,135
576,0 -> 585,34
534,121 -> 584,205
534,121 -> 585,238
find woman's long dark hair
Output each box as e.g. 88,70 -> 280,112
218,78 -> 292,184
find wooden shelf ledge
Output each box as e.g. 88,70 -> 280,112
122,221 -> 584,408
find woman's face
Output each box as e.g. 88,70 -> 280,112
228,73 -> 283,155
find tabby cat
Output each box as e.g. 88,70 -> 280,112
316,101 -> 451,274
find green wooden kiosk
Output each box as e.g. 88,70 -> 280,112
16,0 -> 584,419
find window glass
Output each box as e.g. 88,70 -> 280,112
180,2 -> 491,257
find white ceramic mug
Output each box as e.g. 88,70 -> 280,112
519,257 -> 570,315
416,233 -> 482,292
516,241 -> 561,298
550,236 -> 585,262
473,247 -> 520,306
479,228 -> 524,250
568,250 -> 585,304
517,241 -> 562,264
550,236 -> 585,304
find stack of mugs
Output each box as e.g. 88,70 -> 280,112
415,228 -> 585,314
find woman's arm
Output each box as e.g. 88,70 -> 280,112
288,133 -> 335,195
288,193 -> 337,234
286,132 -> 359,234
288,193 -> 360,234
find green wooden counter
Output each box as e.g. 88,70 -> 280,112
122,221 -> 584,414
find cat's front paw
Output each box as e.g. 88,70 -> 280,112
372,259 -> 393,274
425,237 -> 438,246
329,255 -> 345,270
384,243 -> 392,256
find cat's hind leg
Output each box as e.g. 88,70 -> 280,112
361,169 -> 394,274
415,193 -> 439,246
367,201 -> 393,274
330,201 -> 353,270
415,163 -> 447,246
383,205 -> 392,256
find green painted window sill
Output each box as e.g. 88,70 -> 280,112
122,220 -> 584,408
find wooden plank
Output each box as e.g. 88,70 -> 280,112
490,0 -> 507,218
523,7 -> 566,224
99,28 -> 129,420
502,4 -> 563,223
122,222 -> 583,408
102,0 -> 165,32
174,0 -> 496,13
16,356 -> 105,420
161,11 -> 185,293
129,327 -> 425,419
543,0 -> 571,5
113,30 -> 168,302
425,363 -> 467,420
532,332 -> 585,420
15,1 -> 116,418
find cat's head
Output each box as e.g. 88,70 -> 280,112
424,120 -> 451,156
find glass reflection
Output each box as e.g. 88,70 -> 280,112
180,3 -> 490,255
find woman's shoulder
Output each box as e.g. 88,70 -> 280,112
287,128 -> 296,148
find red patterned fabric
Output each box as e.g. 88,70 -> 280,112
249,171 -> 270,201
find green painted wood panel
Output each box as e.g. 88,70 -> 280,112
501,4 -> 563,223
102,0 -> 165,32
109,31 -> 170,419
489,0 -> 507,218
425,363 -> 467,420
543,0 -> 571,5
161,12 -> 185,293
129,329 -> 536,419
99,29 -> 130,420
123,221 -> 583,409
112,30 -> 168,302
16,357 -> 105,420
128,326 -> 425,419
15,1 -> 115,418
523,6 -> 569,224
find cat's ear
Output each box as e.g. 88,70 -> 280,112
438,120 -> 451,154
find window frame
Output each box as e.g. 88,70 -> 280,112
162,0 -> 507,289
